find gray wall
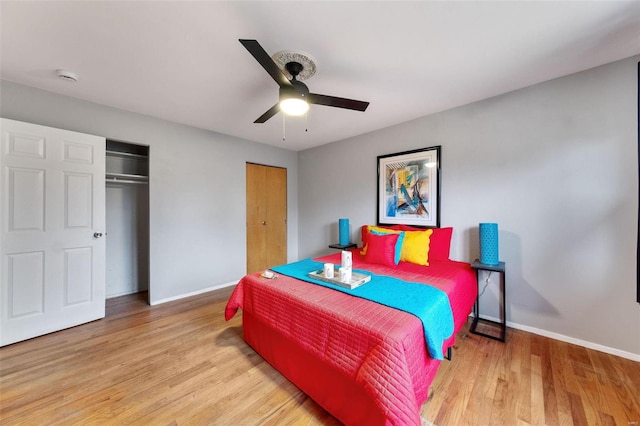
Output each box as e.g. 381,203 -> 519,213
3,55 -> 638,358
0,80 -> 299,304
298,56 -> 640,359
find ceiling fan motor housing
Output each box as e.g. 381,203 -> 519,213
285,61 -> 304,78
279,79 -> 309,102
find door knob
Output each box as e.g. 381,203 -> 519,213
93,232 -> 103,238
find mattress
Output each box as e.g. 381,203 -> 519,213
225,251 -> 477,425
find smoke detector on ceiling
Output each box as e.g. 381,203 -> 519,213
56,69 -> 79,82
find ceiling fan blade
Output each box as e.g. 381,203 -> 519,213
239,39 -> 292,88
308,93 -> 369,112
254,103 -> 280,123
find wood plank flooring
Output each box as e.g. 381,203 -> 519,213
1,287 -> 638,425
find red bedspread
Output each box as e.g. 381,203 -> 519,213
225,252 -> 477,425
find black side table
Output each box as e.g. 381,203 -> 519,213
328,243 -> 357,250
470,259 -> 506,342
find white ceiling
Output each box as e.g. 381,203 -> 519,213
1,1 -> 639,151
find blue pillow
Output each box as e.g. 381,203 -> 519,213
370,229 -> 405,265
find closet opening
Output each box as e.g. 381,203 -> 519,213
105,140 -> 150,306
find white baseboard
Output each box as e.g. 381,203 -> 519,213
106,289 -> 139,299
471,314 -> 640,362
149,280 -> 238,306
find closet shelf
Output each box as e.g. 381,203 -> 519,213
106,150 -> 148,159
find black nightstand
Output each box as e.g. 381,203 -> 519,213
470,259 -> 506,342
328,243 -> 357,250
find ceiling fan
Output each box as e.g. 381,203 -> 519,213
239,39 -> 370,123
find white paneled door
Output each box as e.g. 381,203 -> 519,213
0,118 -> 106,346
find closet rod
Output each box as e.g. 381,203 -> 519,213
106,178 -> 148,185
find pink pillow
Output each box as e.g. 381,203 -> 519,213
364,232 -> 400,266
429,227 -> 453,261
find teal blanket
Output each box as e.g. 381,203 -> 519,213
271,258 -> 454,360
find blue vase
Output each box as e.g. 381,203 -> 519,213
339,218 -> 350,246
479,223 -> 499,265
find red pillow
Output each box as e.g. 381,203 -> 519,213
364,232 -> 400,266
390,225 -> 453,261
389,225 -> 422,231
388,224 -> 420,232
362,224 -> 453,261
360,225 -> 401,255
361,224 -> 394,246
429,227 -> 453,261
361,225 -> 369,247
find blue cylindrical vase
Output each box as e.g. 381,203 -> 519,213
339,218 -> 350,246
479,223 -> 499,265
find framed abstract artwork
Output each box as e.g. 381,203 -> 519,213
377,146 -> 441,227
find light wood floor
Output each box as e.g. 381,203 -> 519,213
1,287 -> 638,425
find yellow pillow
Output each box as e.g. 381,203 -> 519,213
400,229 -> 434,266
360,226 -> 401,255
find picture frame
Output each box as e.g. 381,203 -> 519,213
377,146 -> 441,227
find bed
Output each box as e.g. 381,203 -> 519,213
225,227 -> 477,425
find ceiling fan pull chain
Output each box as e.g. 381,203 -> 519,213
305,110 -> 308,133
282,113 -> 286,141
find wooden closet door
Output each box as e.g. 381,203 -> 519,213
246,163 -> 287,274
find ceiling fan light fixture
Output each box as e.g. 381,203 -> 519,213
280,97 -> 309,116
239,39 -> 369,123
